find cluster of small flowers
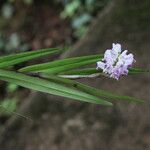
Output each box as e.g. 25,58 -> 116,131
97,43 -> 135,80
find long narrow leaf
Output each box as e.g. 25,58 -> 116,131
61,68 -> 100,75
19,54 -> 103,73
0,48 -> 61,68
60,67 -> 149,76
0,69 -> 112,106
129,68 -> 149,74
40,58 -> 100,74
55,67 -> 149,79
42,74 -> 143,103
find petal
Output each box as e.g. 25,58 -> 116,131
104,49 -> 118,64
97,61 -> 105,70
116,59 -> 124,67
104,64 -> 113,74
104,49 -> 112,59
124,54 -> 134,66
112,43 -> 121,53
104,50 -> 114,63
111,50 -> 119,61
120,50 -> 128,58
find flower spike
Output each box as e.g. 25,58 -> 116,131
97,43 -> 135,80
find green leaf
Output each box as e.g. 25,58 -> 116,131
0,98 -> 29,119
61,67 -> 149,76
19,54 -> 103,73
61,0 -> 81,18
0,105 -> 31,120
0,69 -> 112,106
7,83 -> 18,93
0,47 -> 61,68
41,58 -> 100,74
0,99 -> 17,116
41,74 -> 143,103
129,68 -> 149,74
56,67 -> 149,79
61,67 -> 100,75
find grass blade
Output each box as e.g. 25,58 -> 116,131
61,68 -> 100,75
60,67 -> 149,76
0,69 -> 112,106
19,54 -> 103,73
0,48 -> 61,68
41,58 -> 100,74
42,74 -> 143,103
129,68 -> 149,74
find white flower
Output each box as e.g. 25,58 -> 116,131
97,43 -> 135,80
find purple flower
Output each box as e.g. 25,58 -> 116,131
97,43 -> 135,80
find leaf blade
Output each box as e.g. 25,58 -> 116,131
19,54 -> 103,73
42,74 -> 143,103
0,48 -> 61,68
0,69 -> 112,106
